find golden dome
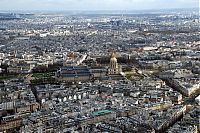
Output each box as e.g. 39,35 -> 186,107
111,52 -> 116,58
110,52 -> 117,62
110,57 -> 117,62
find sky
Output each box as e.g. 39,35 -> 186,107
0,0 -> 199,11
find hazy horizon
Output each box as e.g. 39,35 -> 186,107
0,0 -> 199,11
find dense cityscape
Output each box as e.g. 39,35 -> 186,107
0,8 -> 199,133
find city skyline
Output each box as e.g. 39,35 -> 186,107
0,0 -> 199,132
0,0 -> 199,11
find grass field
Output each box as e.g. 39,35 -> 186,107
31,72 -> 54,78
0,74 -> 17,80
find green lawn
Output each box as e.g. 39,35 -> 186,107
125,72 -> 144,80
32,72 -> 54,78
0,75 -> 17,80
30,77 -> 56,85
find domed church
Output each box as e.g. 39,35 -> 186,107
108,52 -> 122,75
